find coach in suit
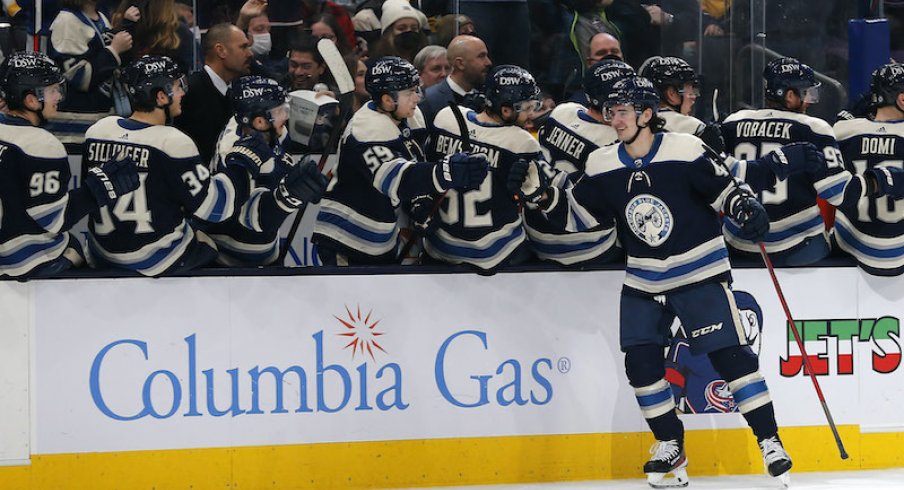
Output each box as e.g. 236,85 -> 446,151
418,35 -> 492,128
174,23 -> 253,166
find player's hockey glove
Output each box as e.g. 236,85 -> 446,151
507,158 -> 549,207
433,152 -> 490,192
84,154 -> 140,206
698,123 -> 725,154
275,160 -> 328,210
728,191 -> 770,242
762,142 -> 824,181
226,132 -> 274,179
408,194 -> 439,234
865,166 -> 904,199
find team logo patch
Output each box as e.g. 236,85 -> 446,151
625,194 -> 673,246
704,379 -> 736,413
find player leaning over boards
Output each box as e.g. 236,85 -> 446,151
313,56 -> 488,266
832,63 -> 904,276
0,51 -> 138,278
525,58 -> 635,266
507,77 -> 822,488
83,56 -> 317,276
206,75 -> 327,266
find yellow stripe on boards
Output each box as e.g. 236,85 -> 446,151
0,425 -> 892,490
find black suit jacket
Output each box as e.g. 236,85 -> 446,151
418,79 -> 463,129
174,68 -> 233,166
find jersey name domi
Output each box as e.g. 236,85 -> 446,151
862,136 -> 897,156
734,120 -> 792,140
86,142 -> 152,168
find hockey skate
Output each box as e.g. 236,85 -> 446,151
759,435 -> 792,487
644,439 -> 689,488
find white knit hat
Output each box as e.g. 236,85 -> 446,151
380,0 -> 426,34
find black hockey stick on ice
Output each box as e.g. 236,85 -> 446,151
396,101 -> 471,261
710,147 -> 849,460
279,38 -> 356,265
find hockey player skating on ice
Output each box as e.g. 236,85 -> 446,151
0,51 -> 138,278
313,56 -> 489,265
424,65 -> 545,271
205,75 -> 328,266
666,290 -> 764,414
508,76 -> 812,487
525,59 -> 634,265
832,63 -> 904,276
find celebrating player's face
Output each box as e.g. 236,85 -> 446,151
678,82 -> 699,116
39,83 -> 65,118
607,103 -> 643,140
168,79 -> 186,118
270,102 -> 290,132
392,86 -> 422,119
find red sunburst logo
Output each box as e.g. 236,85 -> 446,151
335,305 -> 387,361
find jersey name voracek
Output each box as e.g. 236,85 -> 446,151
313,103 -> 434,262
426,107 -> 537,270
659,108 -> 705,136
529,102 -> 618,265
0,115 -> 92,276
84,116 -> 241,276
722,109 -> 852,254
833,118 -> 904,275
545,132 -> 737,294
204,119 -> 296,266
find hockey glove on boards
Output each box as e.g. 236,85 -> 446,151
434,152 -> 490,192
276,160 -> 328,209
865,166 -> 904,199
762,142 -> 824,180
507,158 -> 549,206
225,132 -> 274,178
84,155 -> 140,206
728,191 -> 770,242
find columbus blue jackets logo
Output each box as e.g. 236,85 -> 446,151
625,194 -> 673,246
704,380 -> 736,413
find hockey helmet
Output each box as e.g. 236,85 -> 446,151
870,63 -> 904,109
640,56 -> 699,97
763,57 -> 820,104
603,76 -> 660,120
0,51 -> 65,109
484,65 -> 541,112
231,75 -> 288,126
120,55 -> 186,110
365,56 -> 420,100
584,59 -> 636,110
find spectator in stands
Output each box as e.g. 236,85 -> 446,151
431,14 -> 476,48
350,55 -> 370,112
48,0 -> 137,143
300,0 -> 356,49
286,34 -> 335,93
246,11 -> 283,77
586,31 -> 622,66
112,0 -> 194,72
414,45 -> 449,89
418,34 -> 492,127
308,12 -> 353,55
369,0 -> 428,63
174,22 -> 253,166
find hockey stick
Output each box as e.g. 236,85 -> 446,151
709,148 -> 849,460
278,38 -> 356,265
396,101 -> 470,261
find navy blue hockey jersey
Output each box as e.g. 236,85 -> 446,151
833,118 -> 904,275
204,119 -> 298,266
83,116 -> 243,276
313,102 -> 435,263
425,107 -> 536,270
0,114 -> 95,277
544,132 -> 739,294
529,102 -> 619,265
722,109 -> 857,255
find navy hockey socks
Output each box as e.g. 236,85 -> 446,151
709,346 -> 779,440
625,345 -> 684,442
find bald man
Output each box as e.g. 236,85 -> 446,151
586,32 -> 623,67
418,35 -> 492,128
